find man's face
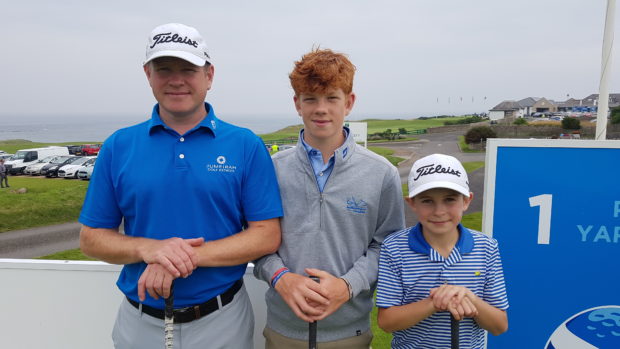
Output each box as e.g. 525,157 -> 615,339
294,88 -> 355,145
144,57 -> 214,120
406,188 -> 472,238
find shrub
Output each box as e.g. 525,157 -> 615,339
465,126 -> 497,144
611,106 -> 620,124
513,118 -> 528,125
562,117 -> 581,130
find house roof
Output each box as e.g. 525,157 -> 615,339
517,97 -> 540,107
557,98 -> 582,107
490,100 -> 521,111
581,93 -> 620,107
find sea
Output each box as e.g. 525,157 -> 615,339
0,114 -> 299,143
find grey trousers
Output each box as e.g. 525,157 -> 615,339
112,284 -> 254,349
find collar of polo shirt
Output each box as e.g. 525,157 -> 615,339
408,223 -> 474,255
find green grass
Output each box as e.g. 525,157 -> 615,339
368,146 -> 405,166
356,117 -> 469,135
461,211 -> 483,231
257,116 -> 472,144
0,176 -> 88,232
38,248 -> 95,260
463,161 -> 485,173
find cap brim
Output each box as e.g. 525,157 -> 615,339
409,181 -> 470,198
144,50 -> 207,66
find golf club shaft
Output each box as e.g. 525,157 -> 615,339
164,282 -> 175,349
450,313 -> 459,349
309,276 -> 320,349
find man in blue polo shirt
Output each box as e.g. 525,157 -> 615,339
79,23 -> 282,348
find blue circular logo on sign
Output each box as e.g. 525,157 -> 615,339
546,306 -> 620,349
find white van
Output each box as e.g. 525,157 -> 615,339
5,146 -> 70,175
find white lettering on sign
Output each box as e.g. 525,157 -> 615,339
578,225 -> 620,243
529,194 -> 552,245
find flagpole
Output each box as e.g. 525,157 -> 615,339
596,0 -> 616,140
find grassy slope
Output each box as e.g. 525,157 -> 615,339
0,176 -> 88,232
257,116 -> 470,143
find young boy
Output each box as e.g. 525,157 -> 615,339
254,48 -> 405,348
376,153 -> 509,348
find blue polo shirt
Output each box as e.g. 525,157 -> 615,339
376,223 -> 509,349
300,128 -> 350,192
79,103 -> 283,309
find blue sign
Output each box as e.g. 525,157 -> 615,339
483,139 -> 620,348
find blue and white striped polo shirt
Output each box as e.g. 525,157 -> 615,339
376,223 -> 509,349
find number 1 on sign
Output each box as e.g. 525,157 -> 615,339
529,194 -> 552,244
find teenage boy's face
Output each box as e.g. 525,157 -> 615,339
294,88 -> 355,144
406,188 -> 473,238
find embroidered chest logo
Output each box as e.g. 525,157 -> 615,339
346,197 -> 368,214
207,155 -> 237,173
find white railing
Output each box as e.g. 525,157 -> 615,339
0,259 -> 268,349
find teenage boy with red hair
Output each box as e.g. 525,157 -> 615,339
255,48 -> 405,348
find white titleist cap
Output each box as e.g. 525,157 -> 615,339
144,23 -> 211,66
408,153 -> 470,198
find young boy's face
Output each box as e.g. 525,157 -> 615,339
294,88 -> 355,144
406,187 -> 473,238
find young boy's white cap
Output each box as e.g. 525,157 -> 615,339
408,153 -> 470,197
144,23 -> 211,66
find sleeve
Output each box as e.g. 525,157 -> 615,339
341,165 -> 406,297
252,154 -> 285,286
376,238 -> 405,308
253,251 -> 286,286
78,137 -> 123,229
483,239 -> 509,310
241,134 -> 283,222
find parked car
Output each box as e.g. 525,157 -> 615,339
23,155 -> 58,175
59,156 -> 96,179
66,145 -> 81,155
77,161 -> 96,180
4,146 -> 69,175
0,154 -> 14,161
279,144 -> 296,151
40,155 -> 75,178
76,144 -> 101,156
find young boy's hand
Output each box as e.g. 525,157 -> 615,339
430,284 -> 479,320
447,296 -> 479,320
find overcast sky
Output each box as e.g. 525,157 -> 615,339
2,0 -> 618,125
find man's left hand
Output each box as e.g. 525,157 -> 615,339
137,263 -> 176,301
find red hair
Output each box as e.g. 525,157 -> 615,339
289,48 -> 356,95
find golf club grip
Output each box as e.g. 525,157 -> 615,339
450,313 -> 459,349
164,282 -> 175,349
309,276 -> 320,349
